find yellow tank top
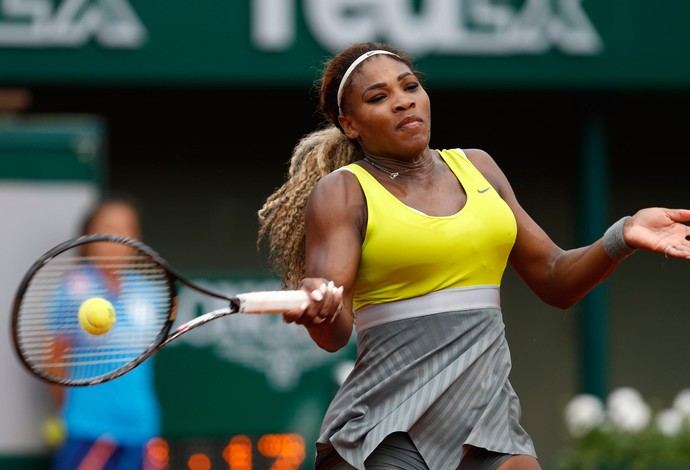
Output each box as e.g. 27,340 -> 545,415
344,148 -> 517,310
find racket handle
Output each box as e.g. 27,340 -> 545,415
235,290 -> 310,314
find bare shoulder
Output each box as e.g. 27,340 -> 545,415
307,168 -> 366,222
306,167 -> 367,243
310,168 -> 364,203
460,148 -> 509,191
461,148 -> 500,172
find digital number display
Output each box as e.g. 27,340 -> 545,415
145,434 -> 307,470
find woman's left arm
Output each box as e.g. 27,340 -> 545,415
464,148 -> 690,309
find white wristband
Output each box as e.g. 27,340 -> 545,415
603,216 -> 637,261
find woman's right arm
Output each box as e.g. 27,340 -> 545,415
282,169 -> 366,352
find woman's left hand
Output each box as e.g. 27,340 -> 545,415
626,208 -> 690,258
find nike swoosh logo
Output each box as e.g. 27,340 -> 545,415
477,187 -> 491,193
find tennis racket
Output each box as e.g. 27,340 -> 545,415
11,234 -> 309,387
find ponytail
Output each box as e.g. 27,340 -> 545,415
258,125 -> 360,288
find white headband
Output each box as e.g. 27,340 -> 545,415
337,50 -> 400,114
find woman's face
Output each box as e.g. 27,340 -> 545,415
338,55 -> 431,159
83,203 -> 141,260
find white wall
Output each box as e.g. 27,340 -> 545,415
0,182 -> 97,453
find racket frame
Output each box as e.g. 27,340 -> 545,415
11,234 -> 302,386
13,235 -> 181,386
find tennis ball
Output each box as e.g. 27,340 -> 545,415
78,297 -> 116,335
41,416 -> 65,448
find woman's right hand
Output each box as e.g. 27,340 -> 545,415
283,277 -> 344,326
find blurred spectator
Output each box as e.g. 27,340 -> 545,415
49,197 -> 162,470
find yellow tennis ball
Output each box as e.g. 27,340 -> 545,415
78,297 -> 116,335
41,416 -> 65,448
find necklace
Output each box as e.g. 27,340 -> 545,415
362,157 -> 412,179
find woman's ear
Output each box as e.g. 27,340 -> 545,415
338,114 -> 359,140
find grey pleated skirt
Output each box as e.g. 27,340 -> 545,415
315,287 -> 537,470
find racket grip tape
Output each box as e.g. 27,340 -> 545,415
235,290 -> 310,314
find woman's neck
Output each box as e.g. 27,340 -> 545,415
361,150 -> 435,180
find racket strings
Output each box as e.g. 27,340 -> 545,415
15,243 -> 173,384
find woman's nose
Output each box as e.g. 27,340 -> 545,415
394,95 -> 415,111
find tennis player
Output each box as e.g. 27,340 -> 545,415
258,42 -> 690,470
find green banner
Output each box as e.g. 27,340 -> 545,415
0,116 -> 104,182
1,0 -> 689,89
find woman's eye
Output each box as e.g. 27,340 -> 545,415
368,94 -> 386,103
405,82 -> 419,91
